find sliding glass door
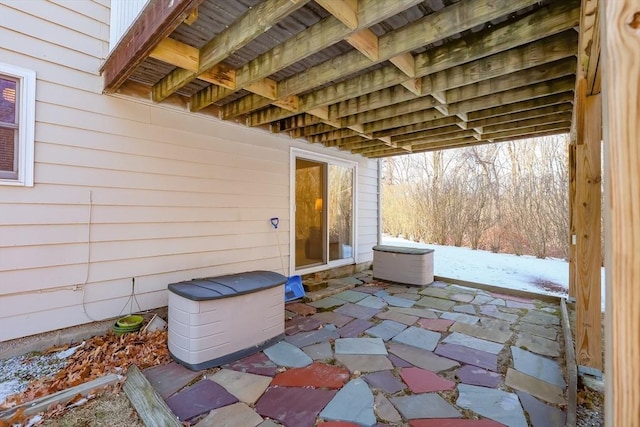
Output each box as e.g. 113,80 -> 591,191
293,150 -> 356,272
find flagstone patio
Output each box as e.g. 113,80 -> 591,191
144,272 -> 568,426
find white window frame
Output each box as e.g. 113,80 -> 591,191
0,63 -> 35,187
290,148 -> 358,276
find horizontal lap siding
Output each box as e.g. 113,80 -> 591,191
0,1 -> 378,341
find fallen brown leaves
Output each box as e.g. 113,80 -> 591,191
0,329 -> 171,425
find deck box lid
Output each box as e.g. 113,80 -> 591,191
168,270 -> 287,301
372,245 -> 434,255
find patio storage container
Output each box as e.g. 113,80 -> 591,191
168,270 -> 286,370
372,245 -> 434,286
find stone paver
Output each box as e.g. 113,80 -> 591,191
390,307 -> 438,319
392,326 -> 441,351
380,294 -> 415,308
334,290 -> 369,303
455,365 -> 501,388
166,379 -> 238,422
335,337 -> 387,355
363,370 -> 406,394
366,320 -> 407,341
224,352 -> 278,376
419,287 -> 453,299
511,346 -> 566,387
257,420 -> 281,427
453,304 -> 477,315
388,353 -> 414,368
391,393 -> 462,419
417,318 -> 454,332
515,321 -> 558,340
320,378 -> 376,426
357,295 -> 388,309
263,341 -> 313,367
335,354 -> 393,373
312,312 -> 355,328
394,292 -> 421,301
505,368 -> 565,404
479,304 -> 519,322
517,391 -> 567,427
285,316 -> 322,335
450,293 -> 475,303
515,332 -> 561,357
434,343 -> 498,371
506,300 -> 536,310
471,294 -> 495,305
338,318 -> 374,338
521,310 -> 561,326
388,343 -> 459,372
209,369 -> 272,405
487,298 -> 506,306
271,362 -> 349,389
442,332 -> 504,354
415,296 -> 456,311
285,328 -> 339,348
302,341 -> 333,360
143,362 -> 201,399
255,387 -> 336,427
374,393 -> 402,424
400,367 -> 456,393
335,303 -> 382,320
195,402 -> 263,427
456,384 -> 528,427
439,312 -> 480,325
286,302 -> 317,316
310,296 -> 348,309
376,310 -> 419,325
450,321 -> 512,344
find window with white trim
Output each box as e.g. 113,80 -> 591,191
0,63 -> 35,187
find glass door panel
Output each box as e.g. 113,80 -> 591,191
295,159 -> 325,268
328,165 -> 353,261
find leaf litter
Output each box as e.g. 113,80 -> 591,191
0,329 -> 170,426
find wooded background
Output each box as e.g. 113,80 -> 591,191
381,134 -> 574,259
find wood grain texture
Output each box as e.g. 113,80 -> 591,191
575,94 -> 602,370
603,0 -> 640,425
124,365 -> 182,427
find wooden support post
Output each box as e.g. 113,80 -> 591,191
575,93 -> 602,371
603,0 -> 640,425
568,141 -> 577,298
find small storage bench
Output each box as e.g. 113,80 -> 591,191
373,245 -> 434,286
168,270 -> 286,370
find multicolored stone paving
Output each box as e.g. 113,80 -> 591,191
145,273 -> 567,426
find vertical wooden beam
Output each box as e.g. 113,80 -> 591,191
570,78 -> 587,298
603,0 -> 640,425
575,93 -> 602,371
568,142 -> 577,298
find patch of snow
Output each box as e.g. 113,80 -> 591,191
55,342 -> 84,359
0,351 -> 67,406
381,235 -> 606,310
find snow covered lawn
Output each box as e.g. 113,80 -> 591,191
381,236 -> 605,309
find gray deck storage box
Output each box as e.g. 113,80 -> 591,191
373,245 -> 434,286
168,270 -> 286,370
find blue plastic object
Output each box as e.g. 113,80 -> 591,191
284,275 -> 305,302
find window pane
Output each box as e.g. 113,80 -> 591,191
329,165 -> 353,261
0,127 -> 17,173
295,159 -> 325,268
0,77 -> 17,124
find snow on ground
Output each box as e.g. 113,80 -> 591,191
381,236 -> 605,309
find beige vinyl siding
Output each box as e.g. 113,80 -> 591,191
0,1 -> 379,342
